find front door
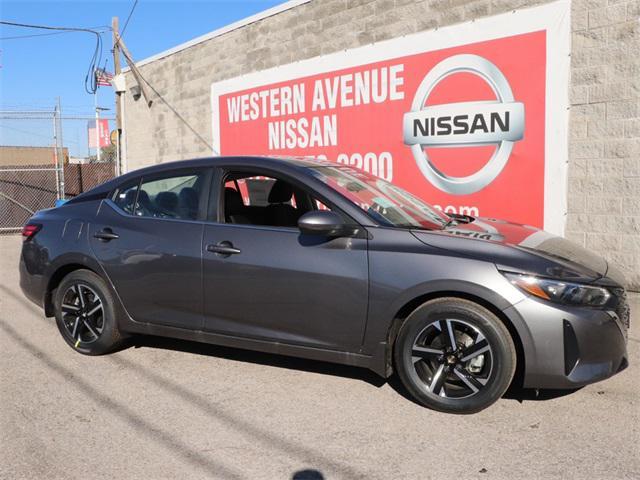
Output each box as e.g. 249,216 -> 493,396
89,168 -> 210,330
202,171 -> 369,352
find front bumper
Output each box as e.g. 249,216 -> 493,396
504,295 -> 629,389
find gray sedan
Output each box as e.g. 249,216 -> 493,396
19,156 -> 629,413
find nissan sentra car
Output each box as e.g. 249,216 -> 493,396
19,156 -> 630,413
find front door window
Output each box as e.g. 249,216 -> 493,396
222,173 -> 330,228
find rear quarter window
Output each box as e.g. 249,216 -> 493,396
112,181 -> 140,215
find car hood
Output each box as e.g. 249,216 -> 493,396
412,217 -> 620,284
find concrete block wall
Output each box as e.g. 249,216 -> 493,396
123,0 -> 640,289
565,0 -> 639,289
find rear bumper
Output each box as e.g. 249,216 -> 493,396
19,247 -> 46,309
505,297 -> 629,389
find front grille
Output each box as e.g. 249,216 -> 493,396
613,288 -> 631,329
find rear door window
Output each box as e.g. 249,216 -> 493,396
112,171 -> 207,220
136,172 -> 205,220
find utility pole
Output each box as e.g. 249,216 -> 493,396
57,97 -> 65,198
94,88 -> 101,162
115,31 -> 153,107
112,16 -> 122,175
53,103 -> 61,200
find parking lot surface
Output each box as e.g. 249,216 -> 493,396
1,234 -> 639,480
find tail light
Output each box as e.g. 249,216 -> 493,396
22,223 -> 42,240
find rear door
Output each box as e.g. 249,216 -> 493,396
89,168 -> 211,330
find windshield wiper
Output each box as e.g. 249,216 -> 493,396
441,218 -> 457,229
441,212 -> 474,229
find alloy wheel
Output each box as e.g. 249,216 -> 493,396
60,283 -> 104,345
411,318 -> 493,399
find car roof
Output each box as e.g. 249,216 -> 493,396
137,155 -> 334,172
65,155 -> 378,226
66,156 -> 338,203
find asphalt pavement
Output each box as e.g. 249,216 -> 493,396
1,234 -> 638,480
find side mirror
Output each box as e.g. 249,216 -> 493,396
298,210 -> 356,237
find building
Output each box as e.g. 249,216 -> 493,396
0,145 -> 69,167
121,0 -> 639,289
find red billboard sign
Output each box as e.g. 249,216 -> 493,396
212,2 -> 570,234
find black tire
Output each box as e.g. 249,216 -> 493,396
53,269 -> 123,355
393,297 -> 516,414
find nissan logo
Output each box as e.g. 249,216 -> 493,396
403,54 -> 525,195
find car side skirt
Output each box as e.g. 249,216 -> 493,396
121,319 -> 379,374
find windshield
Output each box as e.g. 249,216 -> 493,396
309,166 -> 449,230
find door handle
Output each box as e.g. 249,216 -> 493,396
206,241 -> 241,256
94,228 -> 119,241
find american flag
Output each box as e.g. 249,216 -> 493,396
95,68 -> 114,87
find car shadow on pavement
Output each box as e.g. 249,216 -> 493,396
130,335 -> 583,406
0,279 -> 585,410
503,385 -> 583,402
131,335 -> 438,406
130,335 -> 387,387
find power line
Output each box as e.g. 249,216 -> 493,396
0,27 -> 110,41
112,29 -> 210,149
128,64 -> 214,152
0,122 -> 81,145
0,105 -> 105,114
113,2 -> 211,153
1,31 -> 70,40
0,21 -> 108,34
0,20 -> 106,94
119,0 -> 139,42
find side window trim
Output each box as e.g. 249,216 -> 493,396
132,178 -> 142,216
197,168 -> 213,221
207,167 -> 223,223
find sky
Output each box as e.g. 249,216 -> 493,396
0,0 -> 285,156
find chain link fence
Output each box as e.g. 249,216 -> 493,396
0,109 -> 118,233
62,116 -> 119,198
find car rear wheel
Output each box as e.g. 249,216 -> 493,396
393,297 -> 516,414
53,269 -> 123,355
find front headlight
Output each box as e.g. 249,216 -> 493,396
503,272 -> 611,307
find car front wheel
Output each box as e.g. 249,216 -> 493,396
394,297 -> 516,414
